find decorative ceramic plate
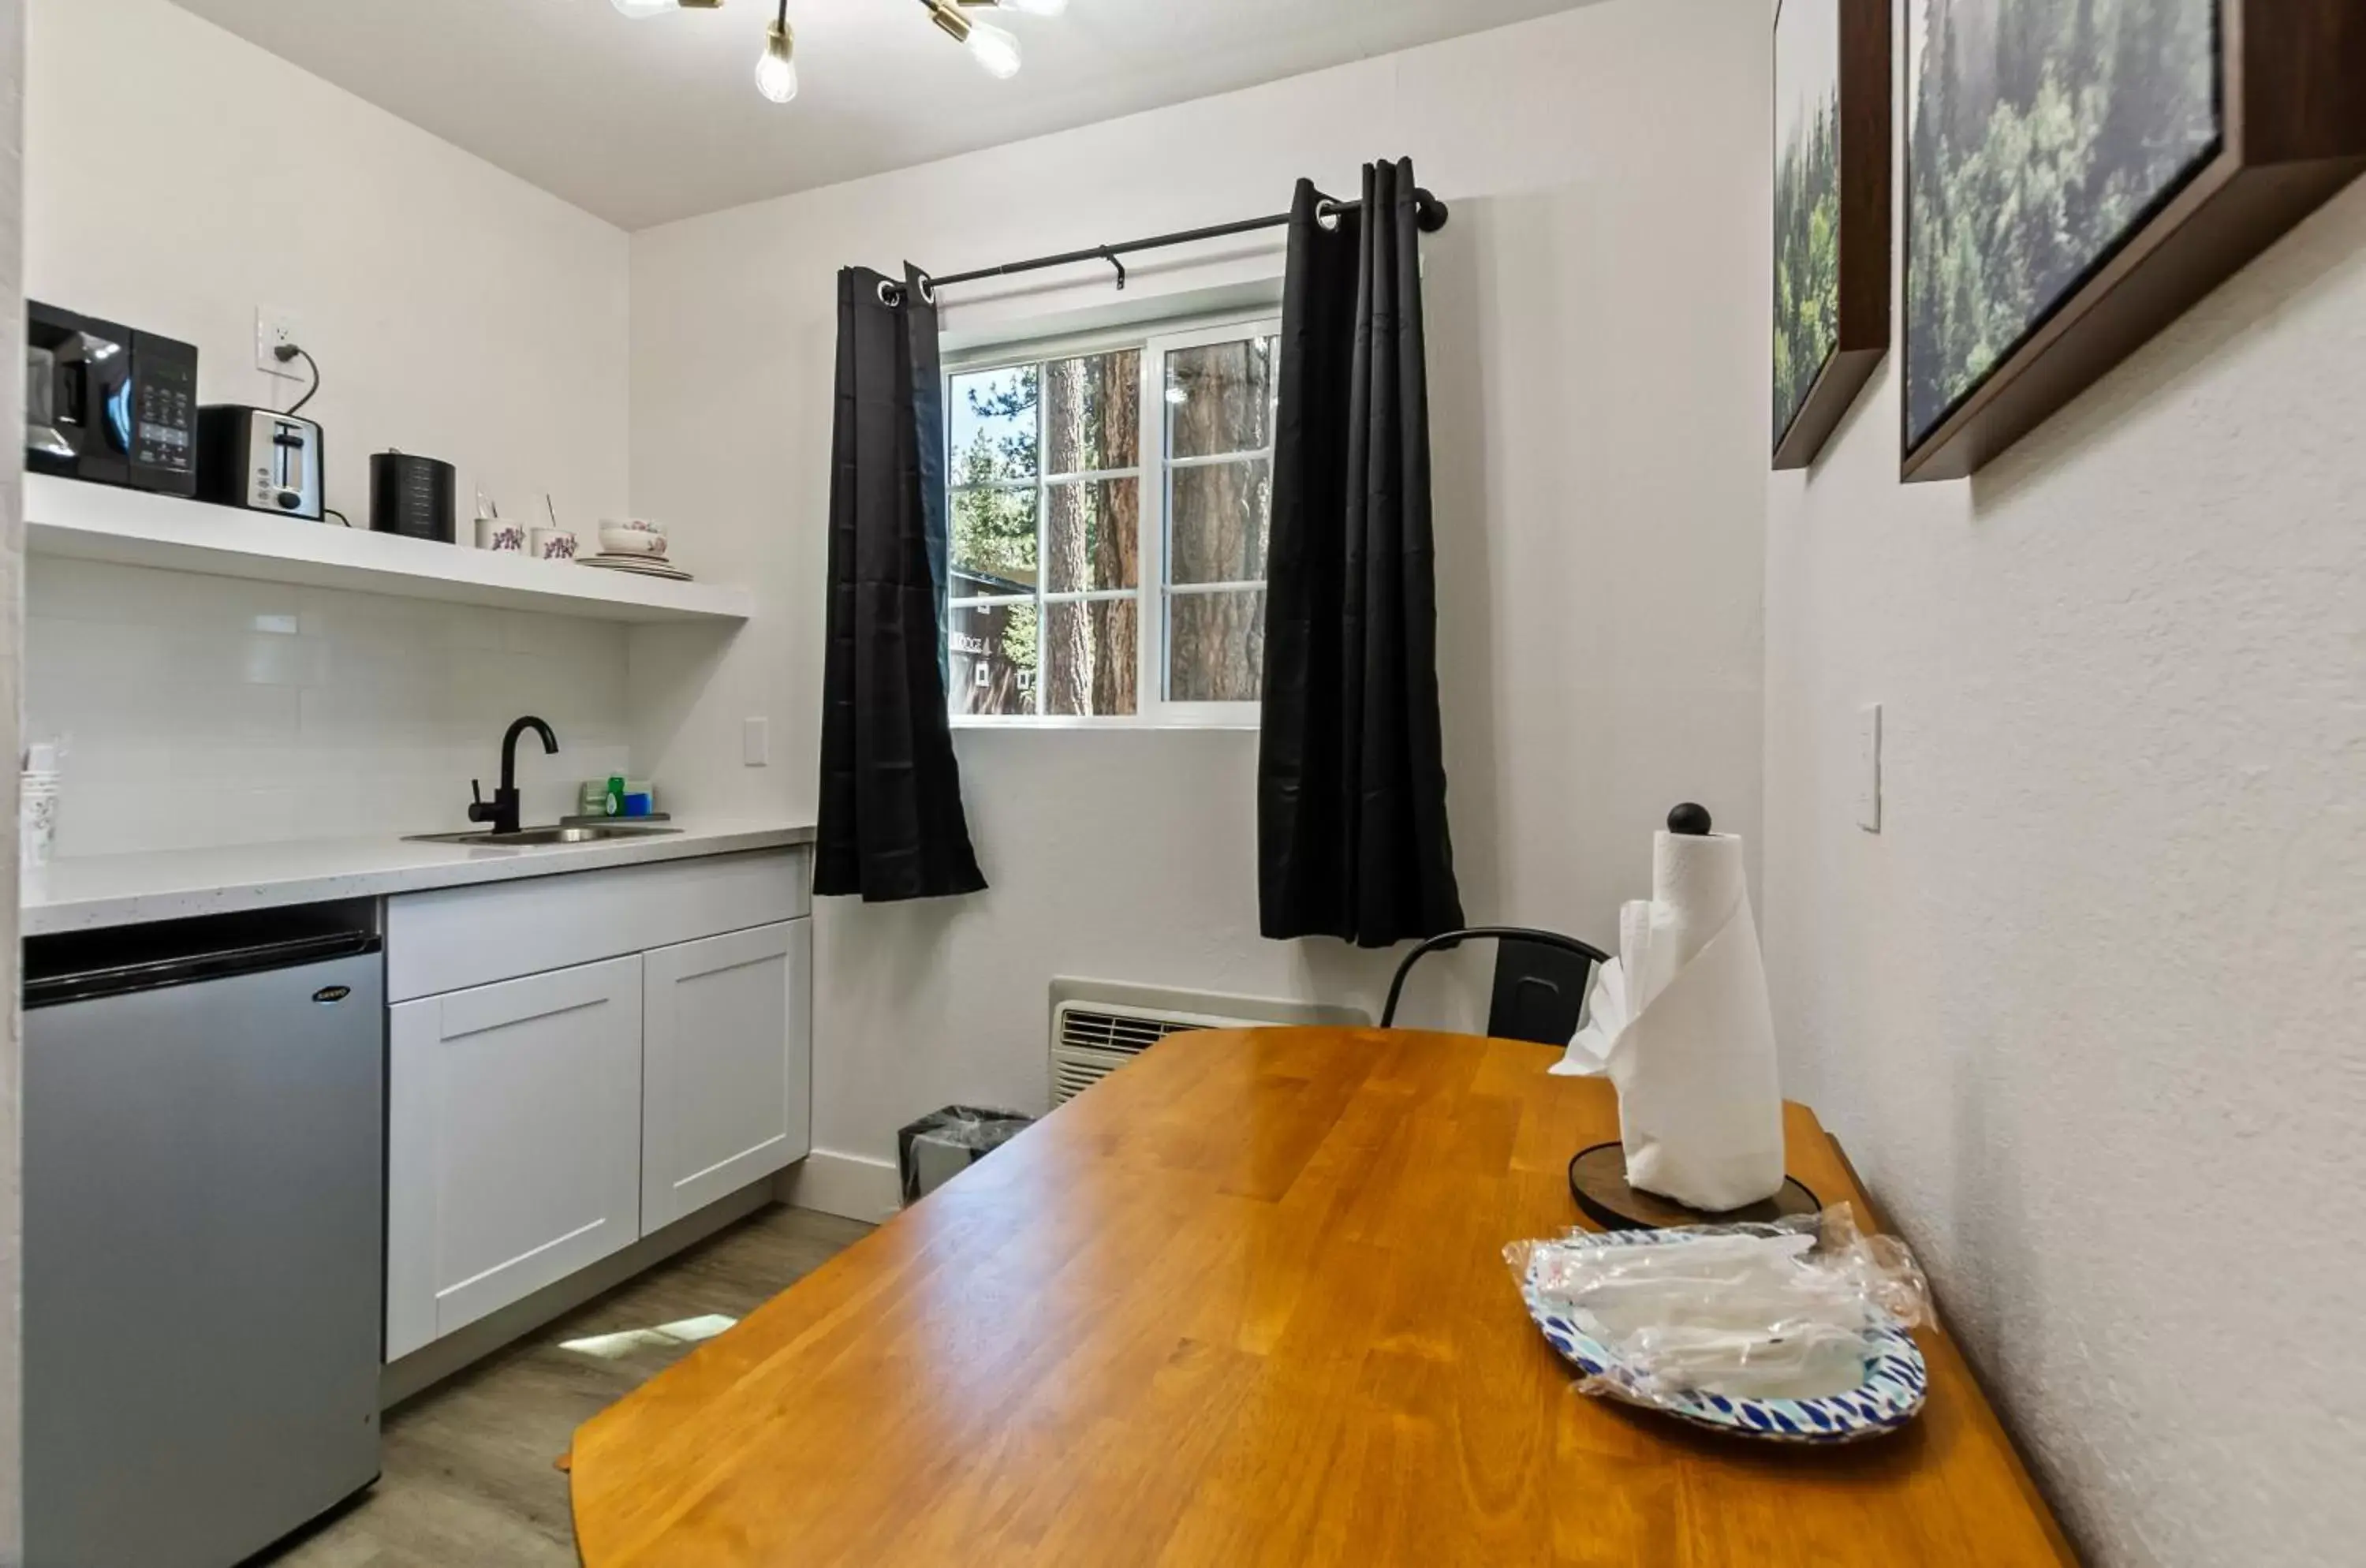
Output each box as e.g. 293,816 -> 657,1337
1520,1226 -> 1927,1443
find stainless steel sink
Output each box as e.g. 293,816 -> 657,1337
405,824 -> 684,847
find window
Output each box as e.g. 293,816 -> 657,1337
946,317 -> 1278,726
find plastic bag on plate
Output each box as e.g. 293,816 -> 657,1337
1505,1205 -> 1931,1405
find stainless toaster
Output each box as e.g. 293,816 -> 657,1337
196,405 -> 325,521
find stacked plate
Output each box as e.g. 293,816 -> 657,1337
581,520 -> 692,581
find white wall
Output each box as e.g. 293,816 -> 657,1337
21,0 -> 634,852
1763,101 -> 2366,1568
631,0 -> 1771,1174
0,0 -> 22,1547
24,560 -> 632,854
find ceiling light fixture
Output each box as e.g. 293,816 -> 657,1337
613,0 -> 1055,100
926,1 -> 1024,80
755,1 -> 798,103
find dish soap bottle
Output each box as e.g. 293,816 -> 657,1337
604,775 -> 626,817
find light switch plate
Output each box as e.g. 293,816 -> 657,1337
1857,703 -> 1883,834
256,307 -> 304,376
742,716 -> 770,767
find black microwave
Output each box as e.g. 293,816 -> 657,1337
24,300 -> 200,497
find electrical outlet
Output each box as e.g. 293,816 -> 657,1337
256,307 -> 303,375
1857,704 -> 1883,834
743,717 -> 771,768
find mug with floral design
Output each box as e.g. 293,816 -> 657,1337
476,517 -> 526,553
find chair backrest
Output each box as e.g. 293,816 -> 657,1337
1379,927 -> 1611,1047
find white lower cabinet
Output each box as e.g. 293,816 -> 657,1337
640,920 -> 813,1232
386,955 -> 644,1361
383,850 -> 817,1363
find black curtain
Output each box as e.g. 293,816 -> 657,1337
1259,160 -> 1464,948
814,264 -> 987,902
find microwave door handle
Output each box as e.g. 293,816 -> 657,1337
54,340 -> 87,437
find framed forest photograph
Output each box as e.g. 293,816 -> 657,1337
1772,0 -> 1890,470
1903,0 -> 2366,480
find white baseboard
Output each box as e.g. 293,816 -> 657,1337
777,1148 -> 901,1223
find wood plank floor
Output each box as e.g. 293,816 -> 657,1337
265,1204 -> 873,1567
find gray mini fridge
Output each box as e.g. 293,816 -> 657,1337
24,901 -> 386,1568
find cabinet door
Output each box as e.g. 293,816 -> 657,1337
387,954 -> 643,1360
641,920 -> 812,1233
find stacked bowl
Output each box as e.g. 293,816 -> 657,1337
581,520 -> 691,581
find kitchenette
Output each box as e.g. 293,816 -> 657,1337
17,275 -> 808,1552
13,9 -> 810,1546
23,798 -> 815,1566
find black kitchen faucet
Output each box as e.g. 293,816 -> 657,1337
468,716 -> 558,836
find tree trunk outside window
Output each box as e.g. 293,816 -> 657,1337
1166,338 -> 1268,703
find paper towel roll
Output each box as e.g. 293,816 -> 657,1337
1616,897 -> 1787,1210
1592,823 -> 1786,1211
1651,830 -> 1748,963
1628,830 -> 1748,1014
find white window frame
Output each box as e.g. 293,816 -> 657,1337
944,311 -> 1278,730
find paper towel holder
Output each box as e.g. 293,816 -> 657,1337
1569,1144 -> 1820,1232
1667,802 -> 1713,836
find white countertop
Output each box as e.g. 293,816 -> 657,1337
21,819 -> 817,936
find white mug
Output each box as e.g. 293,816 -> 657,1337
529,527 -> 578,562
476,517 -> 525,553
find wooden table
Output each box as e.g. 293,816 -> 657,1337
571,1028 -> 2073,1566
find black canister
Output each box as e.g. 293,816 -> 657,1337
369,450 -> 457,542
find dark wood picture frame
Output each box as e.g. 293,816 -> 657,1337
1904,0 -> 2366,481
1772,0 -> 1892,471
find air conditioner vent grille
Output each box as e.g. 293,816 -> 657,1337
1058,1008 -> 1209,1058
1054,1054 -> 1122,1104
1047,984 -> 1371,1110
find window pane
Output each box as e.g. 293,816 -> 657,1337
1042,350 -> 1141,475
1167,458 -> 1271,586
1166,590 -> 1265,703
950,484 -> 1038,593
1166,337 -> 1274,459
1042,599 -> 1139,717
950,601 -> 1037,716
1043,478 -> 1140,593
949,365 -> 1039,483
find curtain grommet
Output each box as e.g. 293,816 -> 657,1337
1314,199 -> 1343,233
877,278 -> 905,308
914,274 -> 937,307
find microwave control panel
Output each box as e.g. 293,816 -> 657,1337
132,372 -> 195,472
128,332 -> 199,489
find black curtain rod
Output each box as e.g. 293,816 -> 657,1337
924,189 -> 1450,293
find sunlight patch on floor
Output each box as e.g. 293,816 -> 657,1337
557,1313 -> 737,1361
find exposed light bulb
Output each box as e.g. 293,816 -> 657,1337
965,18 -> 1023,78
610,0 -> 679,18
999,0 -> 1070,16
756,21 -> 799,103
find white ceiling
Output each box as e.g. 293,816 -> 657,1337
166,0 -> 1595,231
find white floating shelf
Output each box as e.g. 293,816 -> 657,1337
24,474 -> 752,625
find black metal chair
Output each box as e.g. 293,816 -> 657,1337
1379,927 -> 1613,1046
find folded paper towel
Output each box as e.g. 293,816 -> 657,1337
1555,816 -> 1786,1212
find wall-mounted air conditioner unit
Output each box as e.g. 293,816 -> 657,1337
1047,978 -> 1370,1107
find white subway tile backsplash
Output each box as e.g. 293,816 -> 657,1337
28,557 -> 639,857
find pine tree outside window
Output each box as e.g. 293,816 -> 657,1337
945,315 -> 1277,727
